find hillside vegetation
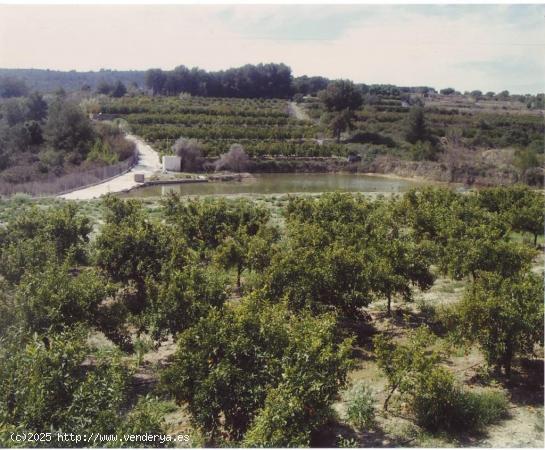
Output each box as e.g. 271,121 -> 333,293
99,88 -> 544,186
0,91 -> 136,195
2,63 -> 543,189
101,96 -> 342,158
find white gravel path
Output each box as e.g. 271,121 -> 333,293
288,101 -> 311,121
59,134 -> 161,200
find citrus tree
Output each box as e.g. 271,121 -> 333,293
161,296 -> 352,445
457,271 -> 544,376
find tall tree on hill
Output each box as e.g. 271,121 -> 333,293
26,92 -> 48,122
405,106 -> 429,144
319,80 -> 363,142
111,81 -> 127,98
145,69 -> 167,96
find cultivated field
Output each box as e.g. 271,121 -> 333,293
1,187 -> 543,447
100,96 -> 346,157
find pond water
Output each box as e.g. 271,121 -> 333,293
120,173 -> 425,198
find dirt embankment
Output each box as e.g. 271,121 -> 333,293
362,154 -> 523,187
233,155 -> 531,187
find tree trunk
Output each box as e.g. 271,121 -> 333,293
383,385 -> 398,411
387,294 -> 392,316
236,264 -> 241,289
534,233 -> 538,248
503,345 -> 514,378
504,359 -> 512,378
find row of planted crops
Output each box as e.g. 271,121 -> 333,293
100,96 -> 348,157
304,94 -> 545,150
101,94 -> 544,159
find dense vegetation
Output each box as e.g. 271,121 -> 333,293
100,95 -> 345,158
0,69 -> 145,94
305,88 -> 544,169
99,86 -> 544,185
2,64 -> 543,188
0,91 -> 135,193
3,66 -> 544,108
0,185 -> 542,446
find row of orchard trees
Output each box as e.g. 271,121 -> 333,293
0,185 -> 543,446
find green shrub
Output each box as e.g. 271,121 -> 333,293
411,367 -> 508,433
410,140 -> 437,161
0,328 -> 127,441
344,382 -> 375,430
243,385 -> 319,447
375,325 -> 508,434
463,389 -> 509,428
411,367 -> 467,432
117,397 -> 173,448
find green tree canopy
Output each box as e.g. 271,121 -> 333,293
319,80 -> 363,142
0,328 -> 166,447
457,271 -> 544,376
161,296 -> 352,445
405,106 -> 429,144
44,99 -> 95,162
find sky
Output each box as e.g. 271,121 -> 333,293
0,3 -> 544,93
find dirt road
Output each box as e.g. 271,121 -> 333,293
59,134 -> 161,200
288,101 -> 311,121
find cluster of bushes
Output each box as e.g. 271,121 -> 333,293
125,112 -> 294,126
168,140 -> 345,159
83,122 -> 135,165
0,91 -> 135,191
304,90 -> 544,167
0,185 -> 542,446
375,326 -> 510,433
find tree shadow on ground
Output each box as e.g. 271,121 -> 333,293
339,311 -> 378,354
467,357 -> 544,407
504,358 -> 543,407
373,306 -> 449,338
312,418 -> 415,448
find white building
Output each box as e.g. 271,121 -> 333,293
162,155 -> 181,172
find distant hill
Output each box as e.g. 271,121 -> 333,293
0,68 -> 146,93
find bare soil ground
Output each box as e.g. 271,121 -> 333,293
288,101 -> 311,121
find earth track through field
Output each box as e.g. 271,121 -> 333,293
288,101 -> 311,121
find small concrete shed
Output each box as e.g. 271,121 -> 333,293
162,155 -> 182,172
